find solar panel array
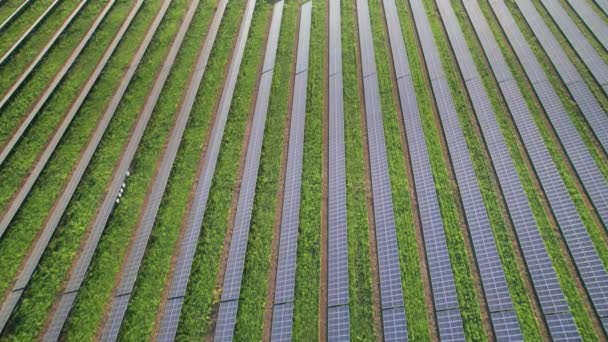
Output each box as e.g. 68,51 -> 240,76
466,0 -> 608,334
0,0 -> 141,333
356,0 -> 408,340
0,0 -> 141,254
155,1 -> 254,340
440,0 -> 578,340
593,0 -> 608,15
96,0 -> 228,338
434,1 -> 524,339
214,3 -> 284,340
510,0 -> 608,156
0,0 -> 59,66
525,0 -> 608,94
0,0 -> 86,112
491,0 -> 608,241
327,0 -> 350,339
0,0 -> 112,182
270,3 -> 311,341
408,0 -> 468,340
566,0 -> 608,50
35,1 -> 173,339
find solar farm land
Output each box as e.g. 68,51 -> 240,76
0,0 -> 608,340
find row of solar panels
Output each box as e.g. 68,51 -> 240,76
327,1 -> 351,340
215,2 -> 285,341
0,0 -> 607,340
271,2 -> 312,341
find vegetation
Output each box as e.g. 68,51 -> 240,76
292,0 -> 324,339
342,0 -> 377,339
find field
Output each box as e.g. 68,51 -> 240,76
0,0 -> 607,340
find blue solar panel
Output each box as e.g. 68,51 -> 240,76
566,0 -> 608,50
271,2 -> 311,337
507,0 -> 608,158
356,0 -> 407,338
215,2 -> 284,339
157,0 -> 254,339
408,0 -> 468,336
465,0 -> 604,336
523,0 -> 608,87
327,1 -> 351,338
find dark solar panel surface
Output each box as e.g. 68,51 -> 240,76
327,305 -> 350,341
327,0 -> 350,338
357,0 -> 407,337
506,0 -> 608,158
156,1 -> 253,340
522,0 -> 608,89
270,3 -> 311,339
409,0 -> 466,339
41,2 -> 171,339
566,0 -> 608,50
434,3 -> 521,337
271,302 -> 294,342
490,0 -> 608,231
215,3 -> 284,339
466,0 -> 608,334
0,0 -> 59,66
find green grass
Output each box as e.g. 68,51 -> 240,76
342,0 -> 377,339
292,0 -> 324,339
504,0 -> 608,183
472,0 -> 601,338
174,1 -> 271,340
233,1 -> 297,340
0,0 -> 113,213
113,1 -> 244,340
0,0 -> 70,58
367,0 -> 431,340
0,0 -> 82,95
0,0 -> 131,302
397,0 -> 488,339
0,1 -> 162,340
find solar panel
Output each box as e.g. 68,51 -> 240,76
38,1 -> 174,338
491,311 -> 523,341
436,308 -> 465,341
407,0 -> 471,336
328,305 -> 350,341
356,0 -> 407,338
545,312 -> 582,340
271,3 -> 311,337
326,1 -> 351,338
156,0 -> 254,339
505,0 -> 608,156
215,3 -> 284,338
521,0 -> 608,87
271,302 -> 294,342
465,0 -> 606,335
